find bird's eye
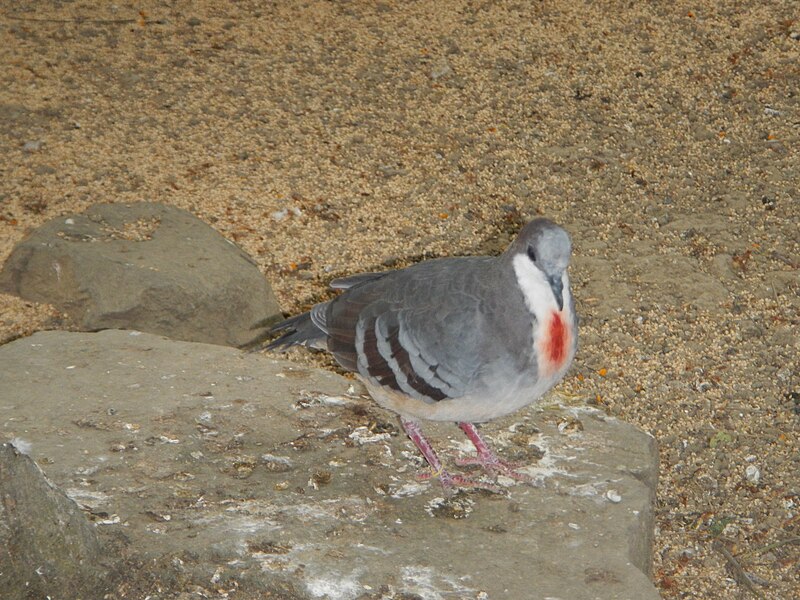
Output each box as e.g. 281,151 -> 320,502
527,246 -> 537,262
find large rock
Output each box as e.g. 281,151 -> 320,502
0,330 -> 660,599
0,443 -> 113,599
0,202 -> 280,347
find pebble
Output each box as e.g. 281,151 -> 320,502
348,426 -> 391,445
745,464 -> 760,485
35,165 -> 56,176
696,474 -> 719,491
430,57 -> 454,80
23,140 -> 43,152
377,164 -> 406,178
271,207 -> 302,221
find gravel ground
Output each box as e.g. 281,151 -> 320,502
1,1 -> 798,598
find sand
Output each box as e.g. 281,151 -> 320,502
1,1 -> 798,598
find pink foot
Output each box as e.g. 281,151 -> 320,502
456,422 -> 533,483
400,417 -> 500,492
415,469 -> 500,491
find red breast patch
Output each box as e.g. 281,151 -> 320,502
546,311 -> 567,367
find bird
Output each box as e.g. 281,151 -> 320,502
264,218 -> 578,489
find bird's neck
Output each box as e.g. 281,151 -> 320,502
512,254 -> 576,377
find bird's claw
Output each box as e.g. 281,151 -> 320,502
416,467 -> 502,493
454,454 -> 534,483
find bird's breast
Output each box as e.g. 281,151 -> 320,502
546,311 -> 567,365
538,309 -> 575,377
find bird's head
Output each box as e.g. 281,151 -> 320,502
506,218 -> 573,311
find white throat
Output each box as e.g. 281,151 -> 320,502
511,253 -> 570,321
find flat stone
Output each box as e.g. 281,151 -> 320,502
0,330 -> 660,599
0,202 -> 281,347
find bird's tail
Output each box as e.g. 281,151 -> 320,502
239,310 -> 326,352
266,311 -> 326,351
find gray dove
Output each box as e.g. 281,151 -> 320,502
266,218 -> 578,488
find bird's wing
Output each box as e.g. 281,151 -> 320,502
326,258 -> 502,403
330,271 -> 388,289
264,271 -> 390,354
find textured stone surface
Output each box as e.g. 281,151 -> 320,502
0,330 -> 659,599
0,202 -> 280,347
0,443 -> 112,599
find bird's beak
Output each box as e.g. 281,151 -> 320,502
548,275 -> 564,311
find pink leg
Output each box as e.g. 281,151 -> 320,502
400,417 -> 499,491
456,422 -> 532,482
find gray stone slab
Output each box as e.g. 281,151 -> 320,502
0,330 -> 660,599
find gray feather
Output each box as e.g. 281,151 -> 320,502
330,272 -> 388,289
265,309 -> 327,351
325,255 -> 538,402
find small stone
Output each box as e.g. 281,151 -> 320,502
606,489 -> 622,503
348,426 -> 391,445
23,140 -> 43,152
261,454 -> 294,472
9,438 -> 32,454
745,464 -> 760,485
430,57 -> 454,80
34,165 -> 56,176
309,470 -> 332,488
425,493 -> 475,519
696,473 -> 718,491
377,164 -> 406,178
557,417 -> 584,434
